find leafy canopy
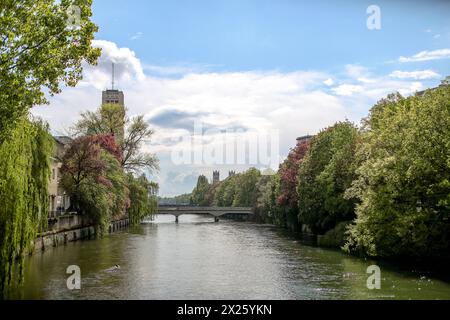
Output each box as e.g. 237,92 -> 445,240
74,104 -> 158,174
345,85 -> 450,258
0,0 -> 100,140
297,121 -> 359,234
0,117 -> 53,297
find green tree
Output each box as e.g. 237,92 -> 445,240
278,139 -> 310,210
204,183 -> 220,206
0,117 -> 53,297
276,139 -> 311,231
232,168 -> 261,207
75,103 -> 126,143
74,105 -> 158,174
191,175 -> 210,206
297,121 -> 359,234
60,135 -> 128,235
158,193 -> 192,205
70,104 -> 159,228
74,177 -> 112,236
345,85 -> 450,258
215,175 -> 238,207
128,174 -> 158,225
255,173 -> 284,225
60,135 -> 105,211
0,0 -> 100,141
102,151 -> 128,221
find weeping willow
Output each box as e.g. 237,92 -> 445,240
0,116 -> 53,298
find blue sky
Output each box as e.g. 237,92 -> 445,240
92,0 -> 450,74
36,0 -> 450,196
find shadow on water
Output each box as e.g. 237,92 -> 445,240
276,226 -> 450,289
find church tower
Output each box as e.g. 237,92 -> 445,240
213,171 -> 220,184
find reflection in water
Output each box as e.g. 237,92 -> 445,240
10,215 -> 450,300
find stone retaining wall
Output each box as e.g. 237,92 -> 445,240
32,218 -> 130,254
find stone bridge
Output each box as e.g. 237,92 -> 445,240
157,206 -> 254,223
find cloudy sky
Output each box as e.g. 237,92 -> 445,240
32,0 -> 450,196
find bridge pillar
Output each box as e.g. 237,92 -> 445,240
175,216 -> 179,223
214,217 -> 219,223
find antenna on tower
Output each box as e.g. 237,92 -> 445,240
112,62 -> 115,90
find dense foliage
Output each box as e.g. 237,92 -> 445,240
190,175 -> 211,206
159,194 -> 192,205
186,82 -> 450,260
63,101 -> 161,230
274,138 -> 311,230
75,103 -> 126,143
255,174 -> 284,225
128,174 -> 158,225
278,139 -> 310,210
344,85 -> 450,258
232,169 -> 261,207
0,0 -> 100,141
214,175 -> 239,207
190,169 -> 262,208
297,121 -> 359,234
74,104 -> 158,173
60,135 -> 126,235
0,0 -> 99,296
0,117 -> 53,297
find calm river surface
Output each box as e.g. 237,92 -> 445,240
11,215 -> 450,300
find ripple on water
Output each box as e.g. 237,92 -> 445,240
10,215 -> 450,300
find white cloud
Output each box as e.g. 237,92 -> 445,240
323,78 -> 334,86
399,49 -> 450,63
81,40 -> 145,89
332,84 -> 364,96
357,77 -> 376,84
345,64 -> 368,79
389,70 -> 441,80
344,65 -> 376,84
331,72 -> 428,100
408,82 -> 424,93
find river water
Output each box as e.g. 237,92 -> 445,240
11,215 -> 450,300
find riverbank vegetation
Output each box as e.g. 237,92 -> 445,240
344,85 -> 450,258
0,0 -> 100,297
158,193 -> 192,205
188,81 -> 450,261
0,0 -> 160,297
0,118 -> 53,297
128,174 -> 159,225
61,103 -> 159,234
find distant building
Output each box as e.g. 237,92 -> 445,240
102,63 -> 126,142
102,89 -> 124,106
102,63 -> 125,106
213,171 -> 220,184
48,136 -> 73,217
228,171 -> 236,178
296,135 -> 313,144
